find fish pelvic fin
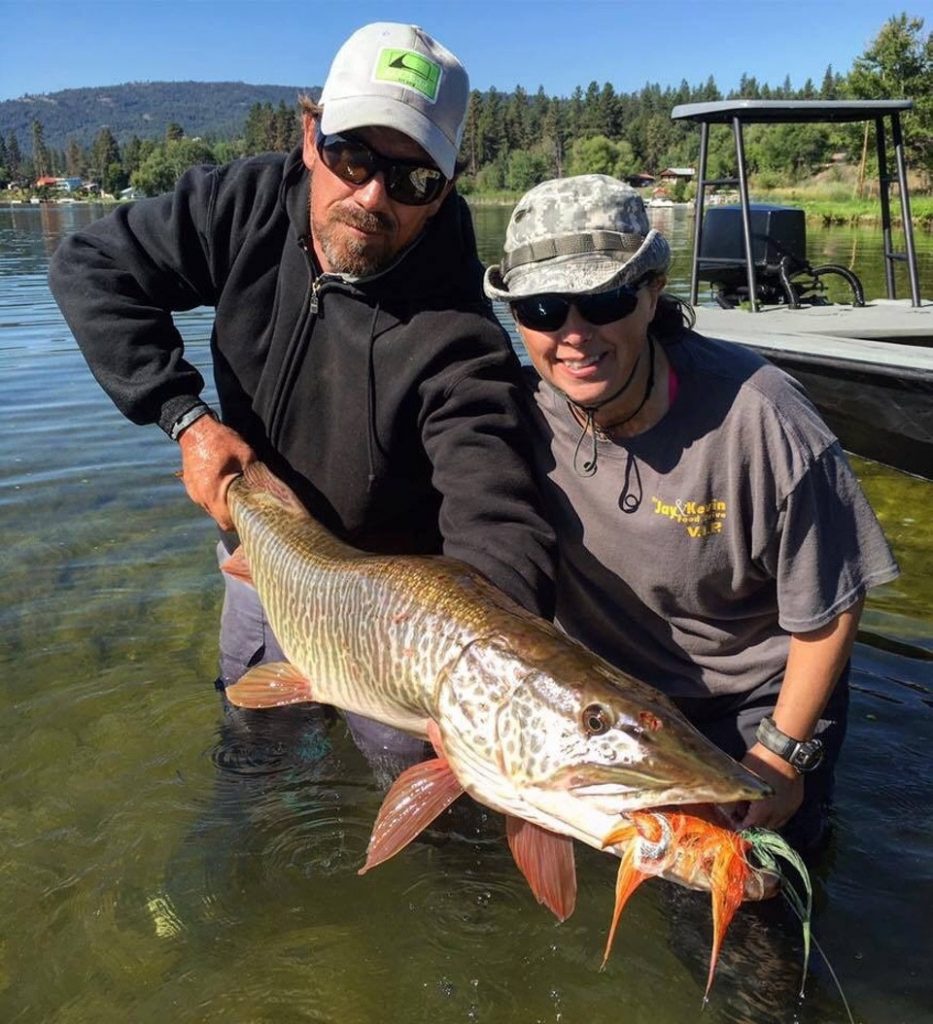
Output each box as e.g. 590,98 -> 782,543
360,755 -> 465,875
224,662 -> 314,708
220,545 -> 253,586
506,817 -> 577,923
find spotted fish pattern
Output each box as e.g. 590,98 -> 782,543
225,462 -> 769,854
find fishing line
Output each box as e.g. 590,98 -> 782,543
742,828 -> 854,1024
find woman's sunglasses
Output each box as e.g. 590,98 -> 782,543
315,127 -> 447,207
510,279 -> 648,332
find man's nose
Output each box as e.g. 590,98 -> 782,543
353,172 -> 393,212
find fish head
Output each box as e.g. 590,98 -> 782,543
493,644 -> 772,820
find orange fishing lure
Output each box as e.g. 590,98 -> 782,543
601,810 -> 768,999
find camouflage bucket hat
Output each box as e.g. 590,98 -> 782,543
484,174 -> 671,301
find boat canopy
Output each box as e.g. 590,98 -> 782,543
671,99 -> 921,308
671,99 -> 914,125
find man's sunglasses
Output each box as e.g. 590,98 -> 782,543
510,279 -> 648,332
315,127 -> 447,206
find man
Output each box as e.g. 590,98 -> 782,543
49,23 -> 555,779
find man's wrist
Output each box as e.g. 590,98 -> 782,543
169,404 -> 216,442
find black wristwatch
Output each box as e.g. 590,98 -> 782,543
755,716 -> 824,773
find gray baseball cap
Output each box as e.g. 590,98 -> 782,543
484,175 -> 671,300
319,22 -> 469,180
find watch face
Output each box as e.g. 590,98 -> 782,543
790,740 -> 824,772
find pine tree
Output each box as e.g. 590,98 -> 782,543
31,119 -> 50,178
65,138 -> 84,177
7,132 -> 22,179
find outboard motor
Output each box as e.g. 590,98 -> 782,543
697,204 -> 864,308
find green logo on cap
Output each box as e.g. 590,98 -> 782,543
375,48 -> 441,101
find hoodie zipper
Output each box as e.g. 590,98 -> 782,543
267,237 -> 320,447
267,229 -> 426,449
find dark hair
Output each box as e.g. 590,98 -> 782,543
298,94 -> 322,118
645,270 -> 695,340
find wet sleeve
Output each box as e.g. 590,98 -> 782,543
772,444 -> 900,633
48,164 -> 222,434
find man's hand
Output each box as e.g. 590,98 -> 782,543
729,742 -> 804,831
177,414 -> 256,529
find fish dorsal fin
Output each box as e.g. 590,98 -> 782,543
241,462 -> 310,518
506,817 -> 577,922
220,545 -> 253,585
224,662 -> 314,708
359,754 -> 465,875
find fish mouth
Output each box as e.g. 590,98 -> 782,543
570,777 -> 771,815
559,752 -> 773,810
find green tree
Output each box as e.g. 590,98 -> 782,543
506,148 -> 550,191
31,119 -> 50,178
846,13 -> 932,179
166,122 -> 185,142
566,135 -> 635,178
65,138 -> 85,177
90,128 -> 121,193
7,132 -> 23,180
243,101 -> 276,154
273,101 -> 298,151
504,85 -> 531,151
122,135 -> 144,177
132,137 -> 216,195
462,91 -> 482,175
541,96 -> 567,177
477,87 -> 506,164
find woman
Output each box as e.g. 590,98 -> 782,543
485,174 -> 899,849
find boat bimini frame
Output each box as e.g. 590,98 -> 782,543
670,100 -> 923,311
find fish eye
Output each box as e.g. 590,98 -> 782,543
582,703 -> 611,736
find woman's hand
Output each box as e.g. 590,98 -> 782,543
177,414 -> 256,529
730,742 -> 804,831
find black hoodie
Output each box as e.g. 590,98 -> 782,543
49,147 -> 555,616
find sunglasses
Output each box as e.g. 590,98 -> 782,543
315,127 -> 447,207
510,279 -> 649,332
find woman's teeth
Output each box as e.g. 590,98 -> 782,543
564,354 -> 601,370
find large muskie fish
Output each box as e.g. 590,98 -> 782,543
221,463 -> 771,922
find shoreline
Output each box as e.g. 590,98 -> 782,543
2,195 -> 930,230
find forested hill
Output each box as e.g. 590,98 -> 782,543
0,81 -> 319,148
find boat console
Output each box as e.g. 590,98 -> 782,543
698,203 -> 866,309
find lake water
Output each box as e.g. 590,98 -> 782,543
1,200 -> 931,1024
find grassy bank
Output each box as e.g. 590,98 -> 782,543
464,185 -> 933,229
753,182 -> 933,229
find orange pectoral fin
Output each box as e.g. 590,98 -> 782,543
360,757 -> 465,875
601,843 -> 651,968
220,545 -> 253,586
506,817 -> 577,923
223,662 -> 314,708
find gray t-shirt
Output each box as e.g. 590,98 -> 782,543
530,332 -> 899,699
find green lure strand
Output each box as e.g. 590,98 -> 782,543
740,828 -> 813,995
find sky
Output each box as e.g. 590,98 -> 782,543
0,0 -> 930,102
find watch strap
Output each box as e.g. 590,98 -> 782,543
169,403 -> 215,442
755,716 -> 824,772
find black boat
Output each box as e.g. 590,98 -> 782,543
671,99 -> 933,480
